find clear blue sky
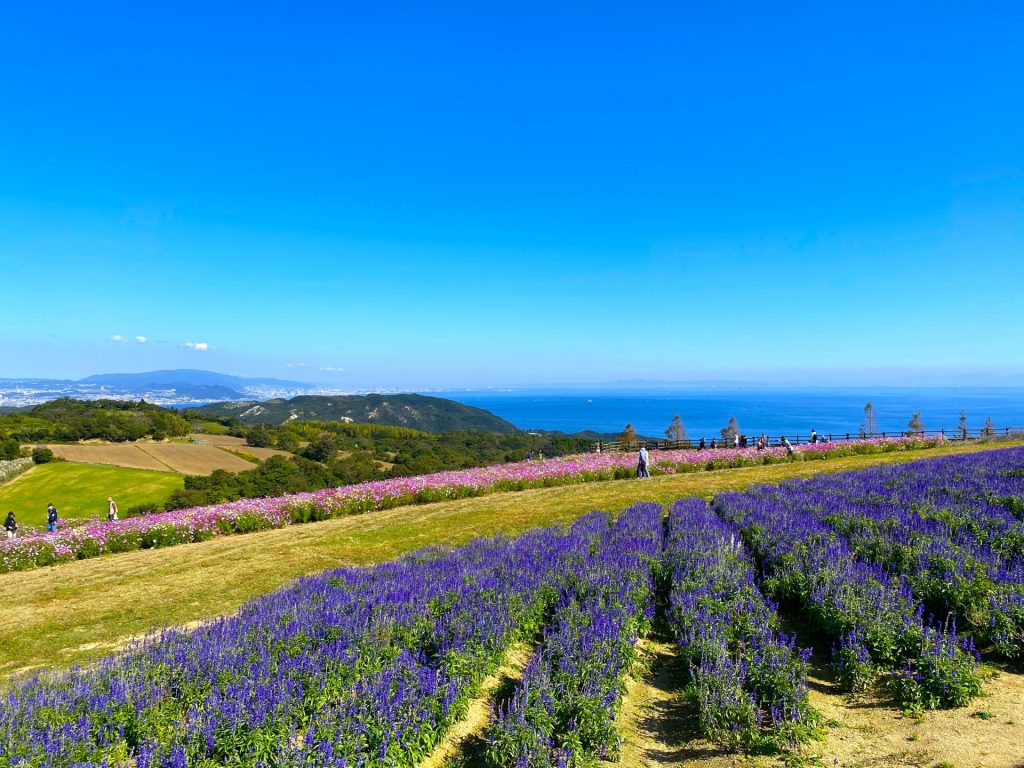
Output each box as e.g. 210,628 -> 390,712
1,2 -> 1022,388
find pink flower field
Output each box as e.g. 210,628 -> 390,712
0,435 -> 943,573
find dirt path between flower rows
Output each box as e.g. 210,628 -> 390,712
421,642 -> 533,768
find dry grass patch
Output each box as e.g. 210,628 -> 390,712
193,435 -> 289,459
192,434 -> 249,447
44,444 -> 171,472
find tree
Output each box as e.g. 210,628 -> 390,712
665,415 -> 688,445
958,410 -> 968,440
860,402 -> 878,438
907,411 -> 924,435
620,423 -> 638,447
983,417 -> 995,437
302,433 -> 337,463
246,425 -> 273,448
720,417 -> 741,444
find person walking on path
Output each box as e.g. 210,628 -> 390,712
46,503 -> 58,533
733,433 -> 740,449
4,511 -> 16,539
810,428 -> 818,444
107,497 -> 119,522
637,445 -> 651,479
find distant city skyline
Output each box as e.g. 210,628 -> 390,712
2,3 -> 1022,387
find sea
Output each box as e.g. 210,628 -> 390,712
438,387 -> 1024,441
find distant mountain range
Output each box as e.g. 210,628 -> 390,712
194,394 -> 518,433
79,369 -> 308,391
0,369 -> 315,408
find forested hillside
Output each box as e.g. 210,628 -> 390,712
192,393 -> 517,432
0,399 -> 191,442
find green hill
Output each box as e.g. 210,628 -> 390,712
193,394 -> 518,433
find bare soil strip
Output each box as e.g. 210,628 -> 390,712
612,638 -> 1024,768
804,660 -> 1024,768
613,637 -> 737,768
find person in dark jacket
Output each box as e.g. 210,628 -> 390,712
47,503 -> 58,532
4,511 -> 16,538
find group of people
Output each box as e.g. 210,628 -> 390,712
633,428 -> 823,477
2,497 -> 119,538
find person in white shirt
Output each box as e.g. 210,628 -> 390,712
637,446 -> 650,478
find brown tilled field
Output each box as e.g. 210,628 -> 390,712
45,444 -> 171,472
43,441 -> 275,475
135,444 -> 258,475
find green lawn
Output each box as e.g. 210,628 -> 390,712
0,463 -> 184,528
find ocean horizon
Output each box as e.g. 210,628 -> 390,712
439,387 -> 1024,440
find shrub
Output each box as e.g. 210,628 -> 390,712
32,447 -> 56,464
125,502 -> 162,518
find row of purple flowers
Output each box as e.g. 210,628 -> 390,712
665,498 -> 821,750
714,460 -> 994,710
1,513 -> 607,767
0,435 -> 945,573
736,448 -> 1024,661
485,503 -> 662,766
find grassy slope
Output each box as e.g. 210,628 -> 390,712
0,463 -> 184,527
1,440 -> 1019,678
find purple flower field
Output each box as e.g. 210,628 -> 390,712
714,447 -> 1024,709
2,446 -> 1023,766
0,435 -> 942,573
665,498 -> 821,749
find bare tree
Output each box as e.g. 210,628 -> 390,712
720,416 -> 741,444
958,410 -> 968,440
620,423 -> 638,448
983,417 -> 995,437
665,415 -> 688,445
860,401 -> 878,438
907,411 -> 924,435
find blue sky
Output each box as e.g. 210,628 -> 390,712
1,2 -> 1022,388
